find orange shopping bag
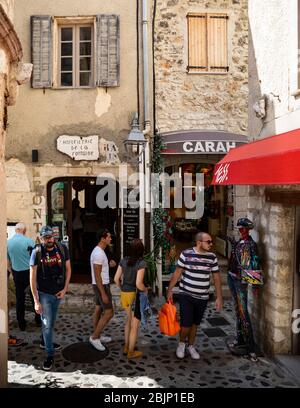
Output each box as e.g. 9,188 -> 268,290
158,300 -> 180,336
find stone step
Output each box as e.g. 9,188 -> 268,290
60,283 -> 122,313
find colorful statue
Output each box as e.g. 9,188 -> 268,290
227,218 -> 263,362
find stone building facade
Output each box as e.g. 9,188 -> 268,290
0,0 -> 32,388
248,0 -> 300,355
153,0 -> 249,261
5,0 -> 153,280
154,0 -> 248,134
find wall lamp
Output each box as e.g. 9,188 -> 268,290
123,113 -> 147,164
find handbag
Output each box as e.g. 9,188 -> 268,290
240,268 -> 263,286
158,300 -> 180,336
235,242 -> 263,286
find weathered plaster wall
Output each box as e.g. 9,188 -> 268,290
0,0 -> 14,21
154,0 -> 248,134
248,0 -> 299,355
248,0 -> 298,138
7,0 -> 139,164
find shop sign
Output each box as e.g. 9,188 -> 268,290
161,130 -> 248,155
57,135 -> 99,160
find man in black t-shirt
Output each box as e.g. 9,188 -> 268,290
30,226 -> 71,371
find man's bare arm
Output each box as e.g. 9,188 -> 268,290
30,265 -> 42,314
166,267 -> 183,301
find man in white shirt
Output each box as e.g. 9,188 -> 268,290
89,228 -> 115,351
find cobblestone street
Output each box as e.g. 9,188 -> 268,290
8,300 -> 300,388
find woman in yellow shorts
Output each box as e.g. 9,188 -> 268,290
114,239 -> 147,358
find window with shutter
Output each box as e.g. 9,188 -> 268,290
187,13 -> 228,74
96,14 -> 120,87
57,24 -> 94,88
31,16 -> 53,88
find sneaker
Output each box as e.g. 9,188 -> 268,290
127,350 -> 143,359
40,342 -> 62,351
43,357 -> 54,371
247,352 -> 259,363
89,336 -> 105,351
188,345 -> 200,360
100,335 -> 112,343
176,342 -> 186,359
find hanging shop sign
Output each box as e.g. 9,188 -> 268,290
161,130 -> 248,155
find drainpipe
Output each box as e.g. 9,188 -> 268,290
142,0 -> 151,213
141,0 -> 159,292
140,0 -> 151,238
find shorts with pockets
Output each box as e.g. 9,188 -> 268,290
179,293 -> 208,327
92,284 -> 113,310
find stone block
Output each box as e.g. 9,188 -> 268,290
235,185 -> 248,197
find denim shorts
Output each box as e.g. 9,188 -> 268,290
179,294 -> 208,327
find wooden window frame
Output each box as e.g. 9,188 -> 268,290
187,13 -> 229,75
56,19 -> 95,88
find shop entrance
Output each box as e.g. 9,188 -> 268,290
292,206 -> 300,355
165,162 -> 231,268
47,177 -> 120,283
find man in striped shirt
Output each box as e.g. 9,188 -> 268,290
167,232 -> 223,360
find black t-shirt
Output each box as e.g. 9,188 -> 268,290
31,244 -> 69,295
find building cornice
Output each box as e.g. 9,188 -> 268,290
0,4 -> 22,62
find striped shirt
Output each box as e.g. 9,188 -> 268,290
177,247 -> 219,300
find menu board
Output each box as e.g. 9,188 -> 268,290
123,206 -> 140,256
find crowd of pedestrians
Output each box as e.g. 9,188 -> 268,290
7,217 -> 260,370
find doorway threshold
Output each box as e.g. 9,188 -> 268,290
275,355 -> 300,386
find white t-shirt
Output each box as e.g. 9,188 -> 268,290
90,246 -> 109,285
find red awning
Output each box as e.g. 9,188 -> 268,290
211,128 -> 300,185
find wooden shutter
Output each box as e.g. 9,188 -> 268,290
188,14 -> 207,72
96,14 -> 120,87
31,16 -> 53,88
208,14 -> 228,73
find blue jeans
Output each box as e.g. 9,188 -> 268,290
39,291 -> 61,357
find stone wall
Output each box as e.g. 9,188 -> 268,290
248,186 -> 295,355
154,0 -> 248,134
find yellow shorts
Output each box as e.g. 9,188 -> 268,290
121,291 -> 136,310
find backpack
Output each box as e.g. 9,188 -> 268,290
158,300 -> 180,336
35,242 -> 66,281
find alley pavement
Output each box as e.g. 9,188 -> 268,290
8,300 -> 300,388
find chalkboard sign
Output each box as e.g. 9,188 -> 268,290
123,207 -> 140,256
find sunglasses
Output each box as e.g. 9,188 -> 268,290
201,240 -> 213,244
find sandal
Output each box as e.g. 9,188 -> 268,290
8,336 -> 24,347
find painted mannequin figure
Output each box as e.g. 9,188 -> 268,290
227,218 -> 263,362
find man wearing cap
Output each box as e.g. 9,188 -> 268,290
227,218 -> 262,362
7,222 -> 41,331
30,226 -> 71,371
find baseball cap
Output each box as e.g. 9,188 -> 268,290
40,225 -> 54,237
